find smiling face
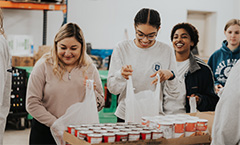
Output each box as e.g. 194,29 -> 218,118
57,37 -> 82,67
172,28 -> 194,55
224,24 -> 240,48
135,24 -> 159,48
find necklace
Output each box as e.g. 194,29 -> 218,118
68,72 -> 71,80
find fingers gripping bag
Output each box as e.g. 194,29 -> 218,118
125,74 -> 161,123
50,80 -> 99,145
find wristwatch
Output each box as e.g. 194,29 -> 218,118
168,70 -> 175,80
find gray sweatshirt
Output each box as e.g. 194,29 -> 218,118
0,35 -> 11,144
211,60 -> 240,145
107,40 -> 184,120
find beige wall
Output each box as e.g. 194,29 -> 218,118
2,0 -> 239,57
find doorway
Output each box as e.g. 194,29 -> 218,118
187,10 -> 217,60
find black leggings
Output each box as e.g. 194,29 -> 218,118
29,118 -> 56,145
117,117 -> 125,122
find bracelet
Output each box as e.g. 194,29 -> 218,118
168,70 -> 175,80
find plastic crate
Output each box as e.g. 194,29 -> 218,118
99,70 -> 117,113
98,110 -> 117,123
16,66 -> 33,79
98,70 -> 117,123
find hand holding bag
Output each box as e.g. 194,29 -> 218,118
125,74 -> 161,123
50,79 -> 99,145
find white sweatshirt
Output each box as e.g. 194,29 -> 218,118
107,40 -> 184,120
211,60 -> 240,145
0,35 -> 11,144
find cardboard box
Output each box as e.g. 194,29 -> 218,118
63,112 -> 214,145
63,132 -> 210,145
12,56 -> 34,67
34,45 -> 51,63
8,35 -> 33,56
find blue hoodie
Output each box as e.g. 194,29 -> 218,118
208,40 -> 240,86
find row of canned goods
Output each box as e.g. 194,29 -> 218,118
141,113 -> 208,139
67,122 -> 163,144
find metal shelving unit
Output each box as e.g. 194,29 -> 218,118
0,0 -> 68,45
0,0 -> 68,129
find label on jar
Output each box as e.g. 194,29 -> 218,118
87,134 -> 102,144
140,130 -> 151,140
151,130 -> 163,139
115,132 -> 128,142
128,132 -> 140,141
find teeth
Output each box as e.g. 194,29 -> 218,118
142,42 -> 148,45
176,43 -> 183,47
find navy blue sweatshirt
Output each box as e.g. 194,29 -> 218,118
208,40 -> 240,86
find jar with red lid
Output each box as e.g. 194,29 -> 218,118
87,133 -> 102,144
151,130 -> 163,139
120,128 -> 132,132
107,129 -> 119,133
89,127 -> 101,131
140,130 -> 151,140
93,130 -> 108,134
101,126 -> 113,130
78,130 -> 93,140
114,126 -> 125,129
128,131 -> 140,141
115,132 -> 128,142
81,124 -> 92,128
67,125 -> 76,135
93,124 -> 105,127
105,123 -> 116,127
74,127 -> 89,137
102,133 -> 115,143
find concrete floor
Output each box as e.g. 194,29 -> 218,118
3,128 -> 30,145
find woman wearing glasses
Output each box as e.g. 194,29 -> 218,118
107,8 -> 183,122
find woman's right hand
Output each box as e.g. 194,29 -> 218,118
215,84 -> 223,94
121,65 -> 133,80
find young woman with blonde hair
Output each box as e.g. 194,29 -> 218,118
208,19 -> 240,94
26,23 -> 104,144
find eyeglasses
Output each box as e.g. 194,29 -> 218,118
135,31 -> 157,41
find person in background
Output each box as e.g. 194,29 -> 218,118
107,8 -> 181,122
26,23 -> 104,145
0,8 -> 11,145
170,22 -> 219,112
208,19 -> 240,94
211,60 -> 240,145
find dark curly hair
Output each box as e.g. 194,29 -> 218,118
170,23 -> 199,50
134,8 -> 161,29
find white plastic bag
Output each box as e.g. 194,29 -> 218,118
190,97 -> 197,113
50,80 -> 99,145
125,74 -> 161,123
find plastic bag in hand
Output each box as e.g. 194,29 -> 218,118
50,79 -> 99,145
125,74 -> 161,123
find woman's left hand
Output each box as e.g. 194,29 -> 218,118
187,94 -> 200,102
150,69 -> 173,84
84,76 -> 96,90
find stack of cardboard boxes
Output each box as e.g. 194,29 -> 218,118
11,45 -> 51,67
